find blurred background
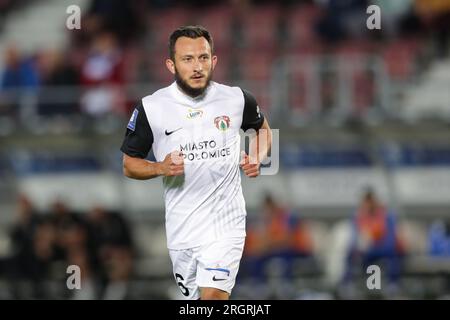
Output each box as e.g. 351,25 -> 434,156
0,0 -> 450,300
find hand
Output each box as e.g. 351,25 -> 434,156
160,151 -> 184,176
240,151 -> 260,178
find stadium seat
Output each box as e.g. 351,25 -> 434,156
191,5 -> 234,51
352,69 -> 376,116
236,48 -> 277,82
288,68 -> 313,114
121,46 -> 145,84
147,7 -> 195,50
237,4 -> 281,49
382,40 -> 418,81
146,48 -> 175,86
284,4 -> 324,49
211,48 -> 232,84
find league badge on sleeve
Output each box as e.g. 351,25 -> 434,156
127,108 -> 139,131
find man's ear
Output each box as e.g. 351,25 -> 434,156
166,59 -> 175,74
212,55 -> 217,71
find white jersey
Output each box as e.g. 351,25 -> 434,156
121,81 -> 264,250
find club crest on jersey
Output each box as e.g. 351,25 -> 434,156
127,108 -> 138,131
214,116 -> 230,131
187,108 -> 203,119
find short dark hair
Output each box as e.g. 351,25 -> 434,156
168,25 -> 214,61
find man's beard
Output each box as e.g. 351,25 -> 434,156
175,69 -> 212,98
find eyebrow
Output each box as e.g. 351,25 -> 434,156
180,53 -> 210,58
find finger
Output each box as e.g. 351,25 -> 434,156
246,170 -> 259,177
242,164 -> 258,171
170,155 -> 184,165
175,152 -> 185,163
169,169 -> 184,176
170,150 -> 183,158
245,168 -> 259,176
244,165 -> 260,173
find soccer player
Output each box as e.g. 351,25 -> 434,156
120,26 -> 272,300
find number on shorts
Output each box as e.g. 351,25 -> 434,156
175,273 -> 189,296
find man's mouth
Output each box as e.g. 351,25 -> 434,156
191,74 -> 204,79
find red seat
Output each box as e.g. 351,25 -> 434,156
148,7 -> 194,50
238,4 -> 281,49
147,48 -> 174,85
352,70 -> 376,116
212,49 -> 231,84
237,48 -> 277,82
382,40 -> 417,80
289,72 -> 310,113
121,46 -> 144,83
334,40 -> 375,57
285,4 -> 324,49
192,6 -> 234,51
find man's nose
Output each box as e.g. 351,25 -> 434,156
193,59 -> 203,72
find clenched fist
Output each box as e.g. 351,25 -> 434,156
160,151 -> 185,176
240,151 -> 260,178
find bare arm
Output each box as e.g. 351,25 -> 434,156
123,151 -> 184,180
241,118 -> 272,177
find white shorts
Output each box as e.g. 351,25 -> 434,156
169,237 -> 245,300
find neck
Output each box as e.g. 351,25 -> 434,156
176,81 -> 211,100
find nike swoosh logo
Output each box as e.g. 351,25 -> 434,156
165,127 -> 182,136
212,276 -> 227,281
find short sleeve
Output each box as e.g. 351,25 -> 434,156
240,88 -> 264,131
120,103 -> 153,159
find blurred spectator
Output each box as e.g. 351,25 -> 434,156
80,32 -> 126,117
428,219 -> 450,257
87,0 -> 145,43
67,247 -> 98,300
242,194 -> 313,284
37,49 -> 80,115
316,0 -> 369,43
342,189 -> 405,293
49,200 -> 100,299
9,194 -> 40,252
87,206 -> 134,300
50,200 -> 84,236
0,45 -> 40,119
0,45 -> 40,90
3,194 -> 55,299
1,197 -> 137,299
414,0 -> 450,58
